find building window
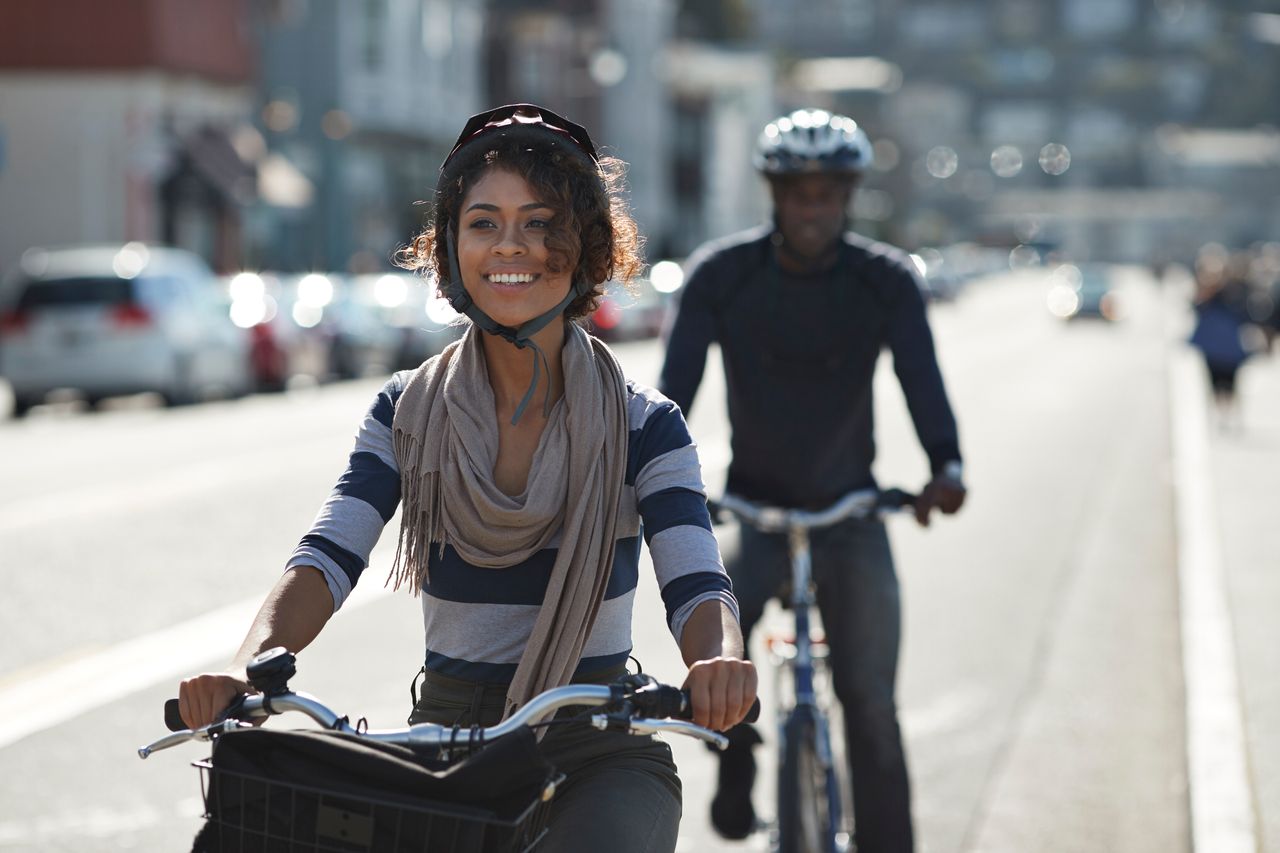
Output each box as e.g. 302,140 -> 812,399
422,0 -> 453,58
1063,0 -> 1135,38
364,0 -> 387,69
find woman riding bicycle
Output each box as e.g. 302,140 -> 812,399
177,103 -> 757,852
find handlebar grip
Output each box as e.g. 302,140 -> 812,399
163,694 -> 253,732
878,488 -> 918,510
164,699 -> 186,732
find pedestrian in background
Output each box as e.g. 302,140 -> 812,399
1189,246 -> 1255,430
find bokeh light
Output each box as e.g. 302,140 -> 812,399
292,301 -> 324,328
112,243 -> 149,279
374,274 -> 408,308
1039,143 -> 1072,175
1008,244 -> 1042,269
872,139 -> 900,172
297,274 -> 334,307
425,294 -> 461,325
926,146 -> 959,179
650,260 -> 685,294
991,146 -> 1024,178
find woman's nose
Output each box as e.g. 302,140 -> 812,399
493,225 -> 527,255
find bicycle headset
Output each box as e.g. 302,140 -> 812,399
435,103 -> 605,424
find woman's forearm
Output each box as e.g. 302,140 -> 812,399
227,566 -> 334,674
679,599 -> 745,666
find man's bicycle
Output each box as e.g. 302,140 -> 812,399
141,647 -> 757,852
710,487 -> 915,853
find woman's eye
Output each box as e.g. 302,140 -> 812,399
526,218 -> 550,229
467,217 -> 495,229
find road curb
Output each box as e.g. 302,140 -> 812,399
1166,304 -> 1259,852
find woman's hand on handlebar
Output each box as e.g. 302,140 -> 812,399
178,671 -> 250,730
683,656 -> 758,733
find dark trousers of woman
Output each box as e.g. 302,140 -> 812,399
409,667 -> 682,853
729,516 -> 913,853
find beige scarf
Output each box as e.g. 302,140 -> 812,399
389,323 -> 628,717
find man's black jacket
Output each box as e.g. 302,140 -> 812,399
659,225 -> 961,510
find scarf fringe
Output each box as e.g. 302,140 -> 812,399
387,430 -> 444,596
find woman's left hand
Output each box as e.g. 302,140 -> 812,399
683,656 -> 758,732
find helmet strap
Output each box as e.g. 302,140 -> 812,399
441,224 -> 590,425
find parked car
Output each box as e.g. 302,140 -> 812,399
0,243 -> 250,415
354,272 -> 464,370
349,273 -> 460,374
223,271 -> 333,390
588,278 -> 669,342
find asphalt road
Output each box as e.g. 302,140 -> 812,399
0,267 -> 1195,852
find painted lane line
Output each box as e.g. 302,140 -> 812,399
0,573 -> 393,752
1169,344 -> 1258,853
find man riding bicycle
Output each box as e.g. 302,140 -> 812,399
659,109 -> 966,853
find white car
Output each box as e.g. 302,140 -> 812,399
0,243 -> 251,416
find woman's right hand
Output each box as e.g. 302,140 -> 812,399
178,672 -> 250,729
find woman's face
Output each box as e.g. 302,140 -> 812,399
455,167 -> 575,329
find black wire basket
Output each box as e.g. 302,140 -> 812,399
192,758 -> 563,853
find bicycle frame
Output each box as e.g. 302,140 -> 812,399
779,520 -> 844,853
714,488 -> 912,853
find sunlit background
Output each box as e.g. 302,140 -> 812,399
3,4 -> 1280,851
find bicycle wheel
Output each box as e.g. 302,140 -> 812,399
777,708 -> 837,853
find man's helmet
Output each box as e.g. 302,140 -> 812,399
753,109 -> 873,177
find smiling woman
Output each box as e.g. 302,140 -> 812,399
175,104 -> 756,853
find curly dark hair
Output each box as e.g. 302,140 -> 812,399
396,126 -> 644,322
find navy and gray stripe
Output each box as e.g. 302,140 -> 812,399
286,372 -> 737,682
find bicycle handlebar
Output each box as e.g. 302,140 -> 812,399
143,671 -> 759,759
709,487 -> 916,534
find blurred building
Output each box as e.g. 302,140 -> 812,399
248,0 -> 485,273
662,43 -> 774,255
0,0 -> 263,274
482,0 -> 780,259
742,0 -> 1280,263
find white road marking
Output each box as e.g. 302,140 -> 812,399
1168,328 -> 1258,851
0,573 -> 393,752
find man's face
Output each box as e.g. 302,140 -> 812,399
770,174 -> 854,260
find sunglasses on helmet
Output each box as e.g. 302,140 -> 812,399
442,103 -> 598,171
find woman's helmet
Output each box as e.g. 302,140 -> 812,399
753,109 -> 873,177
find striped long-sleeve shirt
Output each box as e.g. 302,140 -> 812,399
287,371 -> 738,682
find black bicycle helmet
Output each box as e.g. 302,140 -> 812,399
753,109 -> 873,177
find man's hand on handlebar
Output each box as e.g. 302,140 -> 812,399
683,657 -> 758,733
178,671 -> 251,730
913,474 -> 966,527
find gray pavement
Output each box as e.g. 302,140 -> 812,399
1,269 -> 1274,851
1207,336 -> 1280,852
